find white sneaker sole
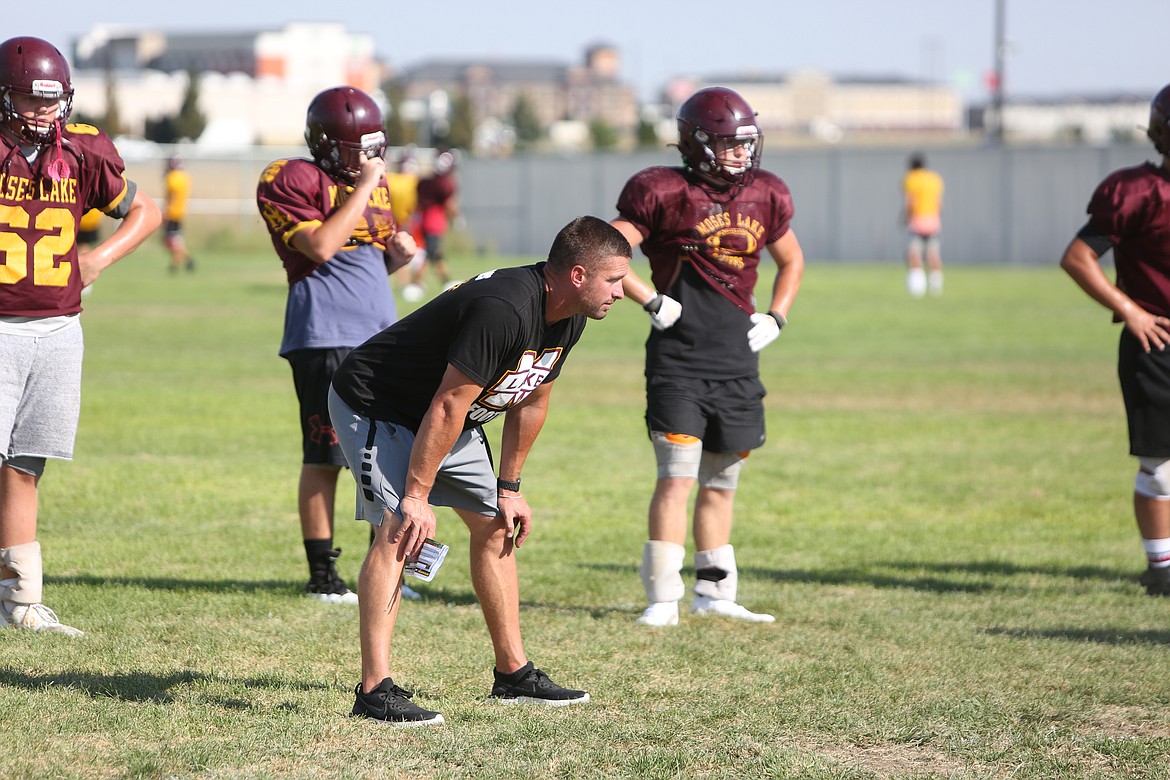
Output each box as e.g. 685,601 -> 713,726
691,604 -> 775,623
494,693 -> 590,707
308,591 -> 359,605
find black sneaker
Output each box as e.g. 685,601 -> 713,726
306,548 -> 358,604
351,678 -> 444,727
1140,565 -> 1170,596
489,662 -> 590,706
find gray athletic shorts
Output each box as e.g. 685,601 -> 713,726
327,386 -> 498,525
0,319 -> 84,462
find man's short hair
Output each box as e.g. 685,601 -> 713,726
547,215 -> 631,273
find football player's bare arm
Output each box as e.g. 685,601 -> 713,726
396,366 -> 482,558
496,380 -> 553,547
291,154 -> 387,263
763,230 -> 805,318
1060,237 -> 1169,352
79,186 -> 163,287
610,219 -> 654,303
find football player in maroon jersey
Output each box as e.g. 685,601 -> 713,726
1061,83 -> 1170,596
0,36 -> 161,635
257,86 -> 417,605
611,87 -> 804,626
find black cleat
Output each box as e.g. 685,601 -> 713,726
1140,565 -> 1170,596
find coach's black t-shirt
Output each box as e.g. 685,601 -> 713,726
332,263 -> 587,431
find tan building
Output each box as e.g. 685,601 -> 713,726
674,68 -> 966,144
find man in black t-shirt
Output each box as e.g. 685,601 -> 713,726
329,215 -> 630,726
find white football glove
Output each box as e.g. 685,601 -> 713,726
642,294 -> 682,330
747,311 -> 786,352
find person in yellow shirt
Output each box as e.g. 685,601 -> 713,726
385,150 -> 421,292
77,207 -> 103,252
77,208 -> 104,297
163,155 -> 194,273
902,153 -> 944,297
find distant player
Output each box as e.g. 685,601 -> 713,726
408,149 -> 459,292
0,36 -> 162,635
385,149 -> 421,293
902,153 -> 944,297
77,207 -> 103,252
163,154 -> 194,273
610,87 -> 804,627
1060,83 -> 1170,596
256,86 -> 416,605
77,207 -> 103,297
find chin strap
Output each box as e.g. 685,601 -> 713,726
45,120 -> 70,181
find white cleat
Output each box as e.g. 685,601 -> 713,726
1,600 -> 84,637
635,601 -> 679,627
690,595 -> 775,623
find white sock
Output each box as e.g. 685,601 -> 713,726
1142,537 -> 1170,567
928,270 -> 943,295
907,268 -> 926,297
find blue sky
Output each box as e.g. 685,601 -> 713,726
28,0 -> 1168,103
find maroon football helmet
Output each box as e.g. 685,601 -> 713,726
304,86 -> 386,183
0,36 -> 74,147
676,87 -> 762,189
1148,84 -> 1170,156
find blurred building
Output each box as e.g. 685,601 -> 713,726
668,68 -> 967,144
969,92 -> 1149,145
60,23 -> 1148,152
398,44 -> 639,152
70,22 -> 381,146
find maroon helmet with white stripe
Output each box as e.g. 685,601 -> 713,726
0,36 -> 73,147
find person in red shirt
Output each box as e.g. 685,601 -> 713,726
1060,82 -> 1170,596
407,150 -> 459,293
0,36 -> 161,635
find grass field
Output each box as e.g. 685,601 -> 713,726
3,243 -> 1169,780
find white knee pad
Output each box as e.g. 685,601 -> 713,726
0,540 -> 43,604
693,544 -> 738,602
1136,457 -> 1170,499
640,540 -> 685,603
698,450 -> 747,490
650,431 -> 702,480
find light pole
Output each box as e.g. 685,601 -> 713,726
991,0 -> 1007,144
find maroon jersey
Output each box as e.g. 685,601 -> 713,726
0,123 -> 130,316
616,165 -> 794,379
416,172 -> 455,212
256,157 -> 397,286
1087,162 -> 1170,318
416,172 -> 456,236
617,166 -> 792,314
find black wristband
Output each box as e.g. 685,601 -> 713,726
497,476 -> 522,492
642,294 -> 663,314
768,310 -> 787,330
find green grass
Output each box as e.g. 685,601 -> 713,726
3,246 -> 1169,779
